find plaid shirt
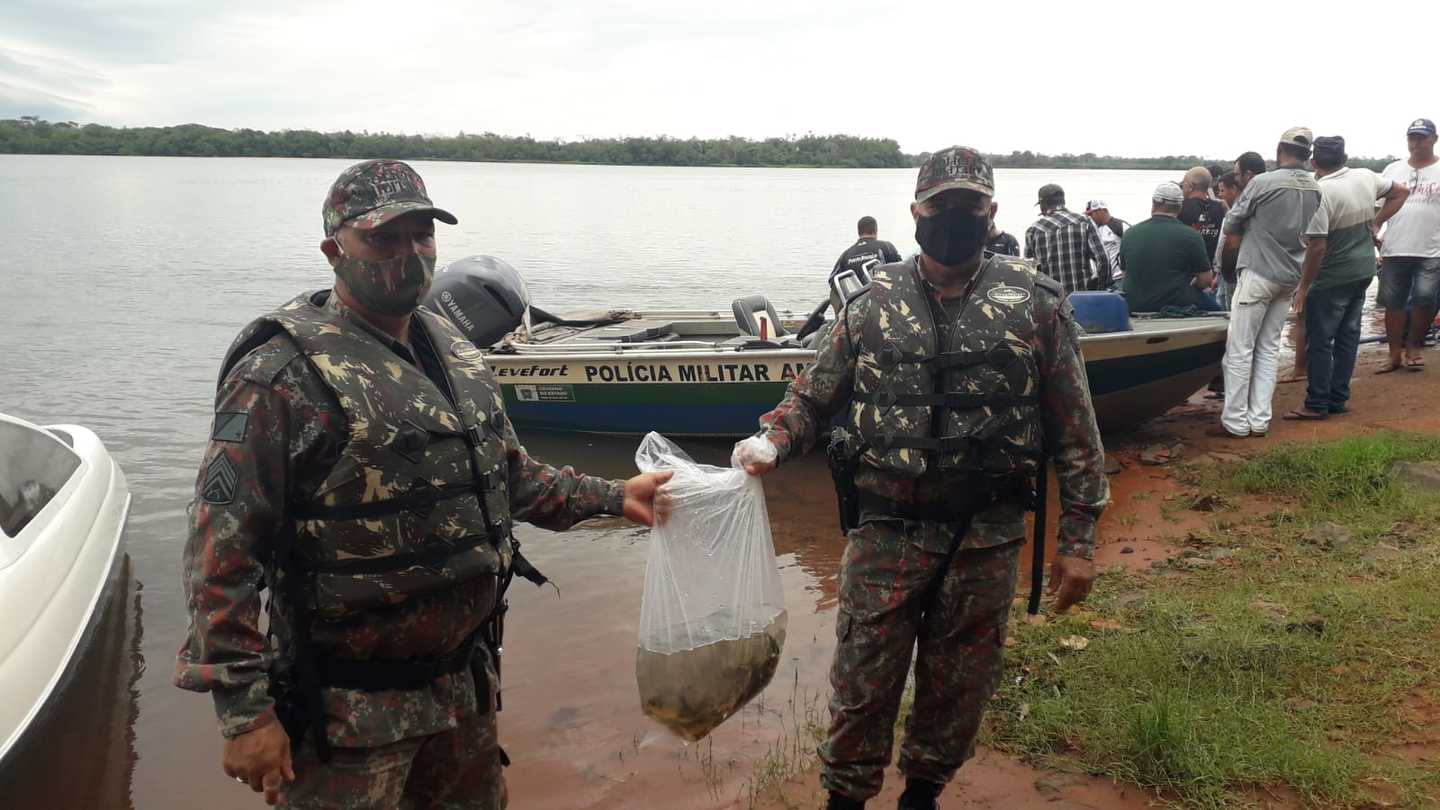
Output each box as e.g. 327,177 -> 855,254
1024,207 -> 1113,293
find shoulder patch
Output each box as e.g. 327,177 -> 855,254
211,412 -> 249,443
452,342 -> 484,363
986,285 -> 1031,306
201,454 -> 239,505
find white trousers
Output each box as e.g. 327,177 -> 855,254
1221,271 -> 1295,435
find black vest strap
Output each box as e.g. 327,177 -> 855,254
301,533 -> 500,575
858,493 -> 976,523
857,474 -> 1031,523
875,343 -> 1018,371
870,434 -> 981,453
293,481 -> 479,521
314,629 -> 481,691
853,391 -> 1038,409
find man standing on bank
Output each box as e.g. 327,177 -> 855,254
1376,118 -> 1440,373
735,147 -> 1109,810
175,159 -> 670,809
1287,136 -> 1408,419
833,216 -> 904,279
1216,128 -> 1322,438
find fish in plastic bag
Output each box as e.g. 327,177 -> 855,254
634,432 -> 787,741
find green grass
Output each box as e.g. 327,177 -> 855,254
984,432 -> 1440,808
1228,431 -> 1440,519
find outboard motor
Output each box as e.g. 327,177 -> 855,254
425,255 -> 532,348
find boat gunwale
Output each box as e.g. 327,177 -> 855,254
487,319 -> 1229,363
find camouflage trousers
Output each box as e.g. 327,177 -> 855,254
280,674 -> 507,809
819,518 -> 1021,801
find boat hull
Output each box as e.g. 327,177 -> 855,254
490,318 -> 1227,437
0,422 -> 131,766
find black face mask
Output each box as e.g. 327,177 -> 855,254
915,206 -> 990,267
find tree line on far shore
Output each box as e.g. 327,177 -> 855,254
0,117 -> 1399,172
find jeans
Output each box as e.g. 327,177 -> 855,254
1376,256 -> 1440,308
1222,271 -> 1295,435
1303,279 -> 1369,414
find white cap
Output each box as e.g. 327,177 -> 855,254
1152,182 -> 1184,205
1085,199 -> 1108,213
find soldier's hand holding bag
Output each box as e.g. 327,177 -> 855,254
633,432 -> 787,741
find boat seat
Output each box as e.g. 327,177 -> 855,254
1068,291 -> 1132,334
732,296 -> 789,341
587,323 -> 680,343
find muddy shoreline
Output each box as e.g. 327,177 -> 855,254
6,340 -> 1434,810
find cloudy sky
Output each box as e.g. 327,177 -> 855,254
0,0 -> 1431,159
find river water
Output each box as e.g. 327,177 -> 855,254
0,156 -> 1256,809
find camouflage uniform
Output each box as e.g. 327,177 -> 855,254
757,149 -> 1108,802
177,162 -> 623,809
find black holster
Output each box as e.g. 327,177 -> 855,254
827,428 -> 861,533
270,566 -> 330,761
1027,460 -> 1048,615
477,602 -> 505,713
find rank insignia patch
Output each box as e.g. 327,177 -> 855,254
202,455 -> 239,504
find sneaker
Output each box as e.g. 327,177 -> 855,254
827,792 -> 866,810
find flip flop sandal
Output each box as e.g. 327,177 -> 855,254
1283,409 -> 1329,421
1376,362 -> 1405,374
1406,357 -> 1425,372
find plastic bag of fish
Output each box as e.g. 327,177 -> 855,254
633,432 -> 787,741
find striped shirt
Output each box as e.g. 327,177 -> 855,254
1304,166 -> 1391,291
1024,207 -> 1113,294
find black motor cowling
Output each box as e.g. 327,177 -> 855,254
424,255 -> 532,348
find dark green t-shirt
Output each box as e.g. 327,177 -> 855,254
1119,215 -> 1212,313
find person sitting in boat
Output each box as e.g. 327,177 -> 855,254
175,158 -> 670,808
1084,200 -> 1127,286
1119,182 -> 1223,314
985,201 -> 1021,257
831,216 -> 902,280
734,145 -> 1109,810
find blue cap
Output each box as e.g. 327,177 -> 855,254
1407,118 -> 1437,137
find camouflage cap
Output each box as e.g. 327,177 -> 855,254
322,159 -> 458,236
914,146 -> 994,202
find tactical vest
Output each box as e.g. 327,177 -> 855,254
848,256 -> 1044,478
220,291 -> 511,622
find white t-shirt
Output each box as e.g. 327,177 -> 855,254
1380,159 -> 1440,258
1095,223 -> 1123,280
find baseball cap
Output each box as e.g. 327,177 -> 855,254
1407,118 -> 1437,137
1278,126 -> 1314,149
1152,182 -> 1184,206
1035,183 -> 1065,205
914,146 -> 995,202
323,159 -> 458,236
1085,199 -> 1108,213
